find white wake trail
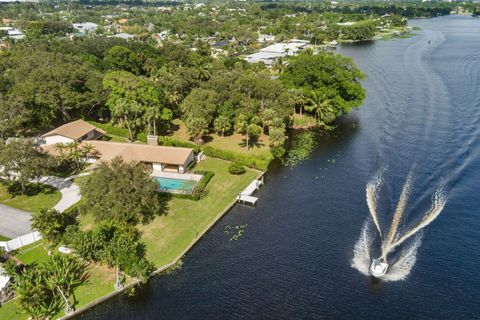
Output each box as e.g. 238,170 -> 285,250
388,187 -> 446,253
353,172 -> 446,282
382,176 -> 413,256
351,221 -> 373,276
366,171 -> 384,238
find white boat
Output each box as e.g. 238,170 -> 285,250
369,258 -> 388,278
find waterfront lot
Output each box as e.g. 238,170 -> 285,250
0,157 -> 259,320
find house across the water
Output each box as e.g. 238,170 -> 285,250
41,120 -> 195,174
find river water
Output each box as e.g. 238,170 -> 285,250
80,15 -> 480,320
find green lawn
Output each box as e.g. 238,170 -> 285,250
0,235 -> 10,241
2,158 -> 260,319
0,183 -> 61,213
138,158 -> 259,266
168,119 -> 272,159
15,240 -> 50,264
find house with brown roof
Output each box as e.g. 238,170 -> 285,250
76,140 -> 195,174
42,120 -> 195,174
41,120 -> 105,146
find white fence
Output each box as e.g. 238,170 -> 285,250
0,231 -> 42,252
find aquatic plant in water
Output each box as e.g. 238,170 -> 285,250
224,225 -> 248,241
283,131 -> 318,166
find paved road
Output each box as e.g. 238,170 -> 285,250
0,204 -> 32,239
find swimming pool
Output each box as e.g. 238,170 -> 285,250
153,177 -> 197,193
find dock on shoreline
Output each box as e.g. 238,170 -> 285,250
237,175 -> 264,205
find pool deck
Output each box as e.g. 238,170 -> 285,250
151,171 -> 203,181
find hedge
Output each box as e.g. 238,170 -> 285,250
172,170 -> 215,201
87,121 -> 147,142
158,136 -> 200,152
201,146 -> 271,171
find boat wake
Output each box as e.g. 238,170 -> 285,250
352,170 -> 447,281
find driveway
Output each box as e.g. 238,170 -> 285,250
0,204 -> 32,239
37,176 -> 82,213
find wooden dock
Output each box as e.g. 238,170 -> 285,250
237,175 -> 264,205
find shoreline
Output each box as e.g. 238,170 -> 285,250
59,169 -> 265,320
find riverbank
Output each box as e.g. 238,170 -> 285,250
0,158 -> 263,320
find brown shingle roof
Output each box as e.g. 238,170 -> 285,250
80,140 -> 193,165
41,120 -> 105,140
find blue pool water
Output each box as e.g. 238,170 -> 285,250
153,177 -> 197,192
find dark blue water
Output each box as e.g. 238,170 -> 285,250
80,16 -> 480,320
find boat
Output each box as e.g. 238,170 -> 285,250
369,258 -> 388,278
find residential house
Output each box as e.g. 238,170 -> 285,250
7,29 -> 25,40
258,34 -> 275,43
42,120 -> 195,174
41,119 -> 105,146
72,22 -> 98,34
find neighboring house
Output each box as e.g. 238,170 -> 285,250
110,32 -> 135,40
211,40 -> 231,48
7,29 -> 25,40
72,22 -> 98,34
42,120 -> 195,174
244,40 -> 309,66
258,34 -> 275,43
41,119 -> 105,146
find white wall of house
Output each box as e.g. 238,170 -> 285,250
152,163 -> 164,172
81,157 -> 98,164
43,135 -> 74,146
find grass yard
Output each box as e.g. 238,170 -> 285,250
0,183 -> 61,213
292,114 -> 318,129
138,157 -> 259,267
168,119 -> 272,159
0,235 -> 10,241
15,240 -> 50,264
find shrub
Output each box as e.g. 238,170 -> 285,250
228,162 -> 246,175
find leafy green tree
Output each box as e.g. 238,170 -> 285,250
78,157 -> 162,225
280,52 -> 365,123
213,115 -> 232,137
7,51 -> 105,127
70,221 -> 154,279
0,96 -> 31,139
180,88 -> 218,125
0,138 -> 50,194
104,46 -> 141,74
103,71 -> 169,141
31,208 -> 77,245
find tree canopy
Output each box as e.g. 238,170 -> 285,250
78,157 -> 163,225
280,52 -> 365,126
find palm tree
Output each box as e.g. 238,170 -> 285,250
43,254 -> 89,314
65,141 -> 83,171
305,91 -> 336,129
213,116 -> 232,137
